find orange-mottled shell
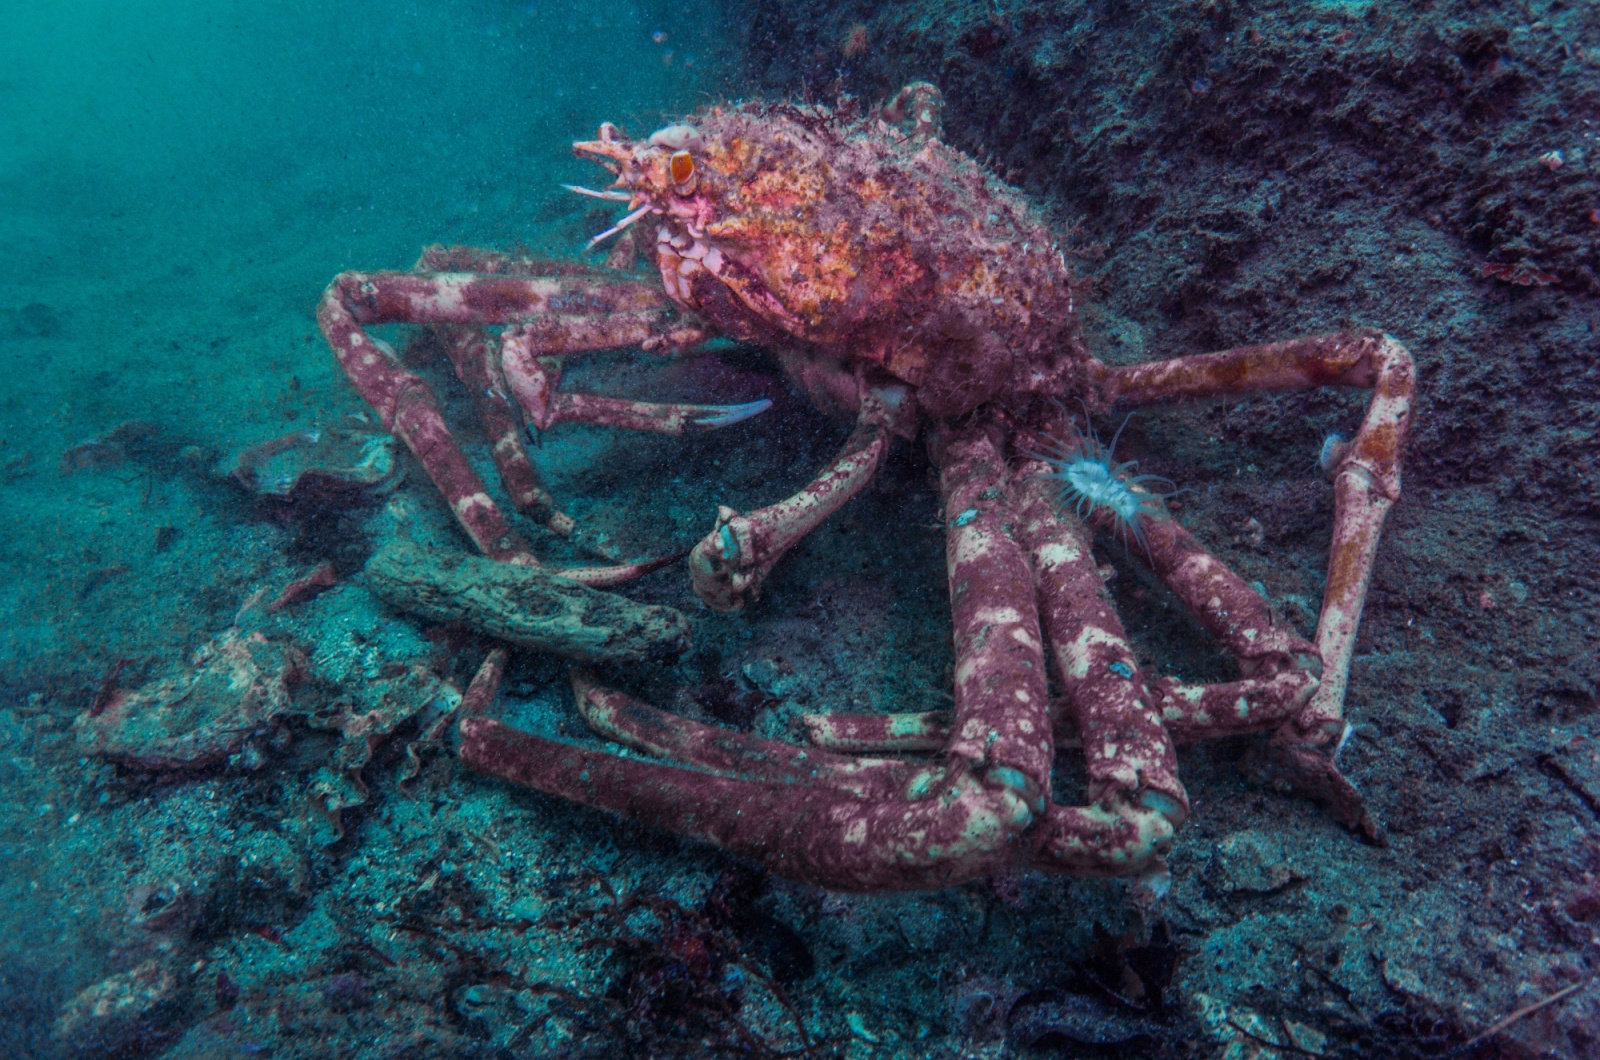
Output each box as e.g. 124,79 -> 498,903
677,103 -> 1087,418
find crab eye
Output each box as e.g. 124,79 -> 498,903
669,150 -> 695,185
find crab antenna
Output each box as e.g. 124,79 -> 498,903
1071,398 -> 1100,457
1106,411 -> 1135,460
584,203 -> 655,251
561,184 -> 634,202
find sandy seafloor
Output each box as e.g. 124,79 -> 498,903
2,0 -> 1599,1057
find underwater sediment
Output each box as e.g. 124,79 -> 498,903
735,0 -> 1600,1055
0,1 -> 1597,1058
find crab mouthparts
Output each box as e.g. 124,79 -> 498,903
560,183 -> 633,202
571,125 -> 635,167
581,202 -> 657,251
564,129 -> 660,251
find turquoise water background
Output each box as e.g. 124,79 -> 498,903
0,3 -> 736,1048
0,0 -> 733,678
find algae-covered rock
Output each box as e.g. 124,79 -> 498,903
364,540 -> 690,664
75,630 -> 305,770
53,958 -> 184,1056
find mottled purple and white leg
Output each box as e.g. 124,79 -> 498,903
430,325 -> 571,534
689,379 -> 907,613
457,422 -> 1064,890
322,263 -> 767,585
1009,465 -> 1188,841
1101,330 -> 1414,834
500,324 -> 768,436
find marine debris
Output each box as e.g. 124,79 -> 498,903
364,540 -> 691,665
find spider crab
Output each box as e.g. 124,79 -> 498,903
319,84 -> 1413,892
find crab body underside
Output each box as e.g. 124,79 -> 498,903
320,85 -> 1414,891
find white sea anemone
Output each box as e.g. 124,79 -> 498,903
1031,412 -> 1175,548
1317,431 -> 1351,478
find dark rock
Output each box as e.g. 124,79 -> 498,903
17,302 -> 62,337
230,428 -> 401,501
52,959 -> 185,1057
1007,989 -> 1157,1047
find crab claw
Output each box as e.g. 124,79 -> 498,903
688,398 -> 772,430
690,383 -> 903,612
689,506 -> 761,613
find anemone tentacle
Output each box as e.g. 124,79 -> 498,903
1028,412 -> 1175,548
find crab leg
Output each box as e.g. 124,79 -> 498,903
458,423 -> 1065,890
802,711 -> 947,753
322,268 -> 759,578
569,671 -> 917,801
461,714 -> 1034,891
457,647 -> 508,721
801,667 -> 1318,755
928,424 -> 1056,807
430,325 -> 571,533
1008,465 -> 1188,826
501,325 -> 769,435
1145,672 -> 1317,740
406,246 -> 721,550
688,379 -> 905,613
1099,329 -> 1414,834
323,270 -> 667,329
322,271 -> 668,560
801,436 -> 1187,876
321,321 -> 527,561
1102,506 -> 1321,677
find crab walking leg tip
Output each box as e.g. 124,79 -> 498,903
982,765 -> 1046,815
691,398 -> 773,429
1138,787 -> 1188,826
